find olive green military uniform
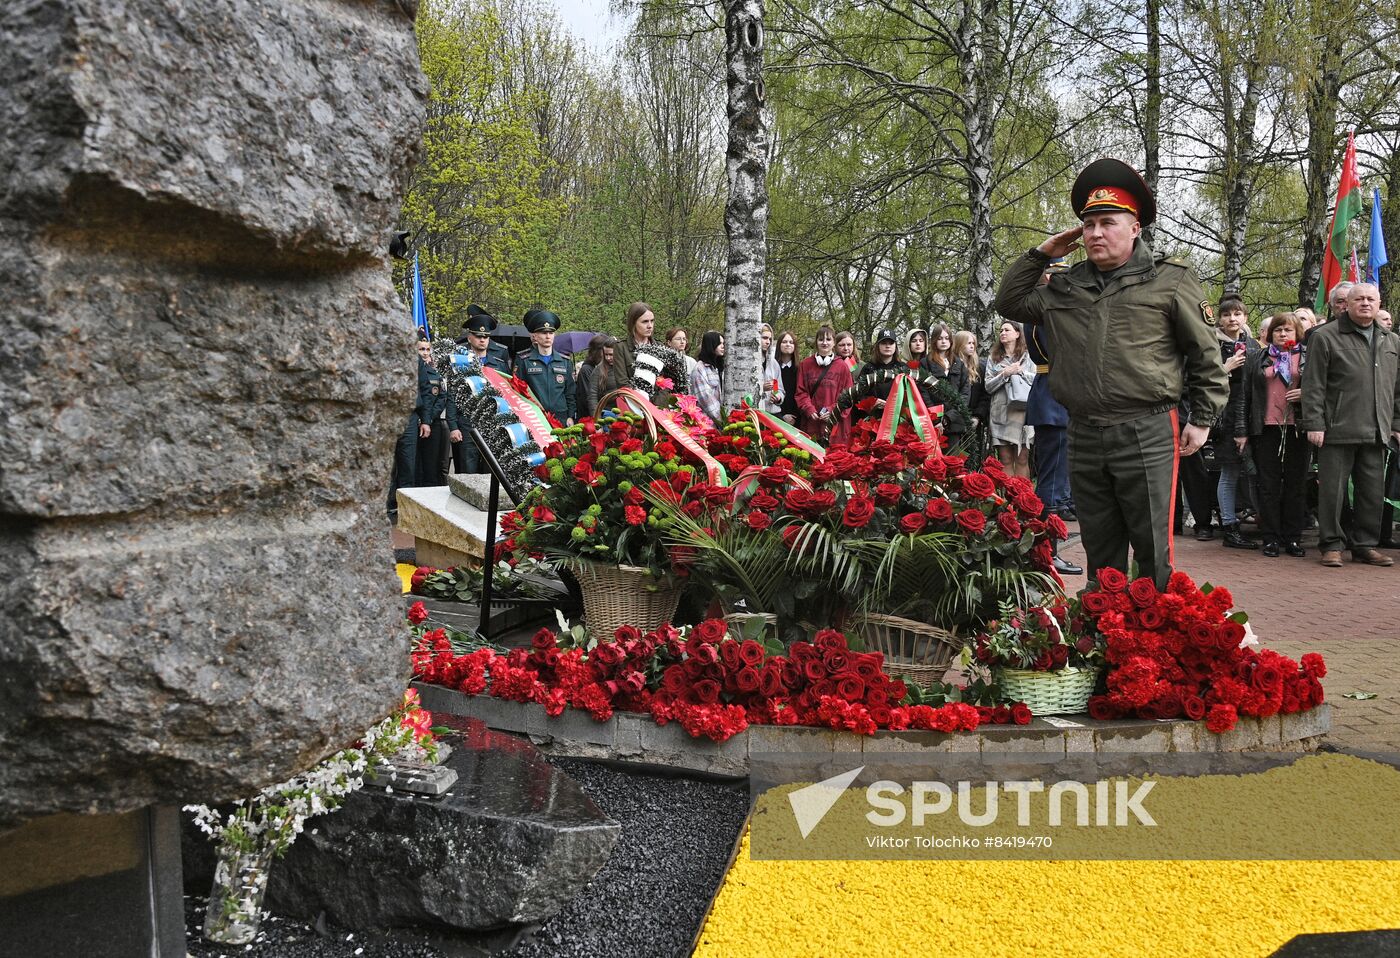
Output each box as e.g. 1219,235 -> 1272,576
994,240 -> 1228,587
1299,314 -> 1400,555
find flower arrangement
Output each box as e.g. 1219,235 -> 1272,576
971,598 -> 1103,672
630,342 -> 691,400
658,435 -> 1064,632
411,615 -> 1009,742
512,412 -> 714,575
662,393 -> 715,442
186,690 -> 441,944
706,407 -> 818,478
1079,569 -> 1326,733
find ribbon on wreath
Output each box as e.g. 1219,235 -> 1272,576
875,374 -> 942,452
478,366 -> 556,450
745,405 -> 827,461
607,387 -> 729,485
727,465 -> 813,512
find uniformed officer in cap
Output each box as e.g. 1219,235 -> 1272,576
994,158 -> 1227,589
517,308 -> 577,425
452,305 -> 514,474
413,332 -> 460,487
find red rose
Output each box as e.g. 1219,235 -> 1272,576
1095,568 -> 1128,593
782,524 -> 807,551
1013,490 -> 1044,517
955,509 -> 986,534
811,490 -> 838,511
899,512 -> 928,534
1183,695 -> 1207,721
1010,703 -> 1033,725
874,482 -> 903,505
995,512 -> 1022,540
624,505 -> 647,525
735,668 -> 761,694
1252,663 -> 1284,693
802,659 -> 826,682
810,462 -> 837,483
961,473 -> 997,499
1127,578 -> 1158,608
925,499 -> 954,522
836,676 -> 866,701
750,492 -> 780,511
879,453 -> 905,475
720,641 -> 744,670
747,510 -> 773,531
1205,703 -> 1238,734
921,457 -> 948,481
785,488 -> 814,513
693,679 -> 722,704
571,460 -> 596,483
991,705 -> 1012,724
738,641 -> 766,667
843,496 -> 877,528
1046,514 -> 1068,540
531,627 -> 556,651
407,601 -> 428,625
856,397 -> 879,412
655,440 -> 678,459
692,619 -> 727,644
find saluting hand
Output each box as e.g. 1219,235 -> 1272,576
1038,226 -> 1084,259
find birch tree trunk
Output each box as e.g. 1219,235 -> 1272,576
1142,0 -> 1162,247
723,0 -> 769,412
1222,72 -> 1261,294
959,0 -> 998,345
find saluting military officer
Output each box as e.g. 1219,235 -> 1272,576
453,305 -> 513,475
994,158 -> 1228,589
414,333 -> 460,487
517,308 -> 577,425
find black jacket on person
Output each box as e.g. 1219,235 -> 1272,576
413,358 -> 457,432
922,358 -> 971,435
1213,334 -> 1260,465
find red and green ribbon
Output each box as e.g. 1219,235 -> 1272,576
480,366 -> 555,449
728,465 -> 813,512
875,374 -> 940,448
610,387 -> 728,485
746,405 -> 827,461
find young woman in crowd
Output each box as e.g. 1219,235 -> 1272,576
775,330 -> 801,424
691,331 -> 726,421
757,323 -> 785,415
906,329 -> 930,370
834,331 -> 859,372
984,320 -> 1035,478
796,326 -> 853,444
665,327 -> 699,379
602,301 -> 657,395
835,329 -> 929,424
575,334 -> 616,417
954,329 -> 988,453
1214,297 -> 1261,551
1239,312 -> 1308,558
924,322 -> 971,445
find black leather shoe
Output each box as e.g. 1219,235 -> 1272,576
1056,506 -> 1077,522
1195,525 -> 1215,541
1377,539 -> 1400,549
1285,541 -> 1306,557
1053,555 -> 1083,575
1262,540 -> 1280,557
1222,525 -> 1258,550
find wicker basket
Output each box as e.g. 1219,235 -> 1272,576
994,665 -> 1100,716
723,611 -> 779,644
857,613 -> 961,686
572,561 -> 683,643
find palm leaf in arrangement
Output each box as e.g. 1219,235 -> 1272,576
644,489 -> 789,610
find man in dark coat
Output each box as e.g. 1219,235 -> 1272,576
414,334 -> 460,487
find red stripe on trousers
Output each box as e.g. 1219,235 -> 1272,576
1168,408 -> 1180,569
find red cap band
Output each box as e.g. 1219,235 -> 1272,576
1079,185 -> 1139,218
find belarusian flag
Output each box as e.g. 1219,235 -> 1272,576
1315,130 -> 1363,314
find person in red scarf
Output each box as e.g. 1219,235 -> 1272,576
796,325 -> 853,445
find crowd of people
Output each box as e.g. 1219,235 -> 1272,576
388,162 -> 1400,587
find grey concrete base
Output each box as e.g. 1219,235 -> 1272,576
449,472 -> 515,511
397,485 -> 501,564
414,682 -> 1331,777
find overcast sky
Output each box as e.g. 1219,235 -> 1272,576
549,0 -> 633,53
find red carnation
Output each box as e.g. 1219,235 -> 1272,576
1205,703 -> 1238,734
407,601 -> 428,625
843,496 -> 877,528
747,510 -> 773,531
899,512 -> 928,534
624,505 -> 647,525
1301,653 -> 1327,679
955,509 -> 987,534
624,486 -> 645,506
655,440 -> 678,459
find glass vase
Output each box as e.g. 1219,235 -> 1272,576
203,843 -> 275,944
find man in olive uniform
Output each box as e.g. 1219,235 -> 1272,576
1301,282 -> 1400,567
517,308 -> 576,425
452,305 -> 513,474
994,158 -> 1228,588
414,334 -> 461,486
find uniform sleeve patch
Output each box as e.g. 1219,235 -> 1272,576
1200,301 -> 1215,326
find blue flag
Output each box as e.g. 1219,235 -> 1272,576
411,252 -> 431,340
1369,188 -> 1388,290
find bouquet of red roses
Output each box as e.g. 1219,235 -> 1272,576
1079,569 -> 1326,733
971,597 -> 1103,672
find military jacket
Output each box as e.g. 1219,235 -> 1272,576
1300,316 -> 1400,443
414,358 -> 457,431
517,348 -> 577,421
994,240 -> 1227,428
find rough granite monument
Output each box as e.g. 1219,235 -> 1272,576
0,0 -> 426,952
